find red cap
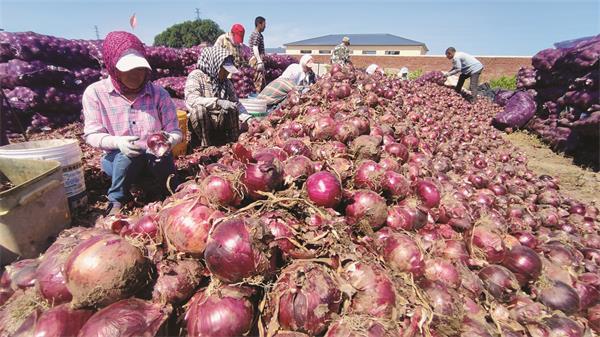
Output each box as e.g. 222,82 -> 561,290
231,24 -> 245,44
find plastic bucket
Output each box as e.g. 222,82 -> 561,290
240,98 -> 268,114
0,139 -> 87,210
172,110 -> 188,158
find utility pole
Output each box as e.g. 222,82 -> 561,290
94,25 -> 100,40
195,8 -> 201,20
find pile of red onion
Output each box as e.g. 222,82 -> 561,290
1,65 -> 597,337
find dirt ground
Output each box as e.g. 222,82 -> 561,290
504,131 -> 600,205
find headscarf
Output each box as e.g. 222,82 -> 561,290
102,31 -> 149,94
196,46 -> 233,96
299,55 -> 313,69
366,64 -> 379,75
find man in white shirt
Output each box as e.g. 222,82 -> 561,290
444,47 -> 484,102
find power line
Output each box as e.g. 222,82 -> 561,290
94,25 -> 100,40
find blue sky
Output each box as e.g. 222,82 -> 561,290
1,0 -> 598,56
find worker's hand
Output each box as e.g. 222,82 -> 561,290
217,99 -> 238,111
162,131 -> 182,150
116,136 -> 143,158
257,62 -> 265,72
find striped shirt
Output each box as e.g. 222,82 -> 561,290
249,31 -> 265,56
82,78 -> 180,150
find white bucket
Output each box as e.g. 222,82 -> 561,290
240,98 -> 268,115
0,139 -> 87,210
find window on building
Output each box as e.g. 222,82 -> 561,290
300,50 -> 312,54
362,50 -> 376,55
385,50 -> 400,55
319,50 -> 330,54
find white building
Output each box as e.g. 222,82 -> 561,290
284,34 -> 428,57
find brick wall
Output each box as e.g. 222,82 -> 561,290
294,55 -> 532,81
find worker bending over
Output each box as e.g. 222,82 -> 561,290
444,47 -> 484,102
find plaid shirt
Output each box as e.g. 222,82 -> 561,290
82,78 -> 180,150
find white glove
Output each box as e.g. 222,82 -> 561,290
257,62 -> 265,72
162,131 -> 182,150
217,99 -> 238,111
116,136 -> 143,157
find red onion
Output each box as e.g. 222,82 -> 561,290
146,132 -> 169,157
353,160 -> 384,191
513,231 -> 538,249
539,280 -> 581,315
33,304 -> 93,337
185,285 -> 255,337
541,316 -> 584,337
441,239 -> 469,264
265,261 -> 342,336
345,190 -> 388,230
128,214 -> 159,239
343,261 -> 397,318
232,143 -> 253,163
152,258 -> 204,304
311,116 -> 336,140
378,157 -> 401,173
502,245 -> 542,285
383,142 -> 409,163
334,122 -> 360,144
424,258 -> 460,289
204,217 -> 275,283
470,225 -> 506,264
65,234 -> 148,308
415,180 -> 441,208
243,158 -> 284,199
36,240 -> 75,304
377,228 -> 424,276
350,135 -> 381,161
160,200 -> 224,255
284,155 -> 314,181
78,299 -> 171,337
381,170 -> 410,200
4,258 -> 38,290
349,117 -> 370,135
283,139 -> 312,158
478,265 -> 519,303
420,280 -> 460,319
200,174 -> 242,206
254,148 -> 288,162
385,202 -> 427,231
305,171 -> 343,208
328,157 -> 353,180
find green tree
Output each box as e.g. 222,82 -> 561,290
154,20 -> 224,48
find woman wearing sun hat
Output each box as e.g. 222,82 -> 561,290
82,31 -> 182,215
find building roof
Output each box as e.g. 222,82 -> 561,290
285,34 -> 427,49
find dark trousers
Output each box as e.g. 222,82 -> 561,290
101,151 -> 178,203
456,70 -> 482,102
